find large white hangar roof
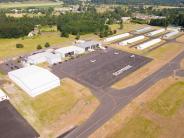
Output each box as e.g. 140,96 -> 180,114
8,65 -> 60,97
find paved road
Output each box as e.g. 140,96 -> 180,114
63,49 -> 184,138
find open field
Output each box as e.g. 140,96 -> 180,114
108,116 -> 159,138
149,82 -> 184,116
0,32 -> 75,59
96,5 -> 127,13
145,42 -> 183,59
0,2 -> 63,8
112,42 -> 184,89
3,78 -> 99,137
91,76 -> 184,138
40,25 -> 57,32
109,23 -> 146,33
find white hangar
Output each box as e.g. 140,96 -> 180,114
27,52 -> 61,65
8,65 -> 60,97
75,41 -> 101,51
55,46 -> 85,58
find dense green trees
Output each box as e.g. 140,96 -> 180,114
149,9 -> 184,27
149,18 -> 169,27
0,14 -> 56,38
57,12 -> 107,36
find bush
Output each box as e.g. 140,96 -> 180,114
113,30 -> 117,34
75,32 -> 80,40
45,42 -> 50,48
37,45 -> 42,50
16,44 -> 24,48
61,32 -> 69,38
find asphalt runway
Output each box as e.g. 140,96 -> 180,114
52,48 -> 151,89
0,100 -> 39,138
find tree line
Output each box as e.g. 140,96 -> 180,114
0,14 -> 56,38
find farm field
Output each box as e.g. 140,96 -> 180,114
3,78 -> 99,137
0,2 -> 63,8
91,77 -> 184,138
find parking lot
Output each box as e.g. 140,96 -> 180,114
0,100 -> 39,138
52,48 -> 152,89
0,59 -> 23,74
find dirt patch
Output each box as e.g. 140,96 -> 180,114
176,34 -> 184,43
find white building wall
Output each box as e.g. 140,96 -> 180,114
46,54 -> 62,65
27,52 -> 47,65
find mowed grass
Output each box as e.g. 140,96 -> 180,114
31,86 -> 77,126
109,116 -> 159,138
0,32 -> 75,59
149,82 -> 184,116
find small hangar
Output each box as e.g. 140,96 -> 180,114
75,41 -> 101,51
27,52 -> 61,65
55,46 -> 85,58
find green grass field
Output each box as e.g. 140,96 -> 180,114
0,32 -> 75,59
109,23 -> 145,33
40,25 -> 57,32
109,116 -> 159,138
149,82 -> 184,116
0,2 -> 63,8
